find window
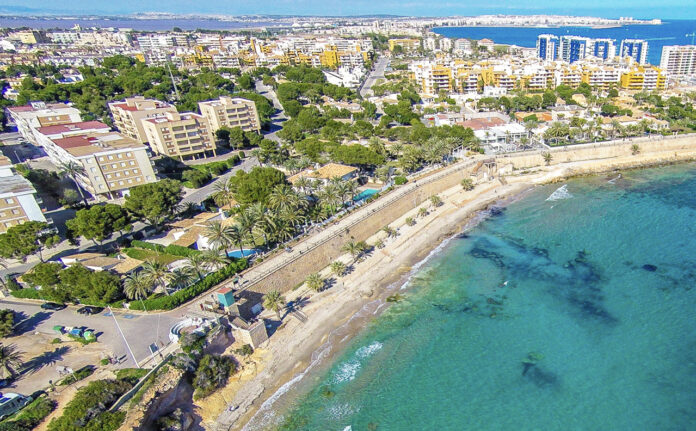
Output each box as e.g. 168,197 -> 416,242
98,184 -> 105,190
127,179 -> 133,184
11,209 -> 19,215
118,154 -> 123,159
146,176 -> 153,181
0,212 -> 4,217
133,169 -> 139,174
119,180 -> 124,186
99,157 -> 105,162
106,174 -> 112,179
90,167 -> 97,173
5,198 -> 13,204
126,152 -> 132,157
108,155 -> 113,160
109,182 -> 115,187
115,173 -> 121,177
121,162 -> 126,167
129,161 -> 135,166
111,164 -> 117,169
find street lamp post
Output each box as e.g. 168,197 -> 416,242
108,306 -> 140,368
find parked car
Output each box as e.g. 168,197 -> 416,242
41,302 -> 66,311
76,306 -> 104,315
0,393 -> 31,420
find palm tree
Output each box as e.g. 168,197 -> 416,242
342,241 -> 363,261
461,178 -> 475,191
382,226 -> 397,239
418,207 -> 428,218
141,260 -> 172,296
169,267 -> 196,290
294,176 -> 313,196
631,144 -> 641,155
204,221 -> 234,253
542,152 -> 553,166
250,203 -> 276,246
305,273 -> 324,292
185,253 -> 209,281
0,344 -> 23,378
405,217 -> 416,226
203,249 -> 230,268
430,195 -> 443,207
228,225 -> 250,257
59,161 -> 89,206
263,290 -> 286,320
124,271 -> 152,303
330,261 -> 347,277
212,178 -> 235,208
269,184 -> 300,213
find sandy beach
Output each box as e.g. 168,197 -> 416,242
210,144 -> 696,431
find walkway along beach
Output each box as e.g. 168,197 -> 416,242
211,135 -> 696,430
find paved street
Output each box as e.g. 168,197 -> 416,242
360,56 -> 389,98
181,156 -> 259,205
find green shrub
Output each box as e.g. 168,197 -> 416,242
238,151 -> 245,158
129,259 -> 248,311
163,244 -> 202,258
130,240 -> 165,253
52,338 -> 62,344
0,396 -> 56,431
192,354 -> 235,400
0,309 -> 15,337
58,366 -> 94,385
100,358 -> 109,366
11,288 -> 44,300
46,379 -> 131,431
182,170 -> 212,188
115,368 -> 149,384
394,176 -> 407,185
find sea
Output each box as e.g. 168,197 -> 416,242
433,19 -> 696,65
0,16 -> 278,31
253,163 -> 696,430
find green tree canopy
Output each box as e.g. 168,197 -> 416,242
229,167 -> 288,205
0,221 -> 60,262
124,179 -> 183,229
66,204 -> 131,247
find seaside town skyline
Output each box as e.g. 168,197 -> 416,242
0,2 -> 695,431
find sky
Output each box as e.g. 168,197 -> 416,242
1,0 -> 695,19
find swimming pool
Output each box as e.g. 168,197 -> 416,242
353,188 -> 380,201
227,249 -> 260,258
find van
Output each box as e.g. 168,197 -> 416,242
0,393 -> 31,420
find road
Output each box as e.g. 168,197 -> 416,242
255,79 -> 287,143
360,56 -> 390,98
181,157 -> 259,205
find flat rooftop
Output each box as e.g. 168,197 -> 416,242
36,121 -> 110,136
0,175 -> 35,195
51,132 -> 145,157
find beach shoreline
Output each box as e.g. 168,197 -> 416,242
213,147 -> 696,431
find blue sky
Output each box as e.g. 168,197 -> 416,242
1,0 -> 694,19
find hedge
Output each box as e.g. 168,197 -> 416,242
129,241 -> 201,258
130,240 -> 165,253
394,176 -> 408,185
163,244 -> 202,258
0,397 -> 56,431
11,288 -> 46,300
129,259 -> 247,311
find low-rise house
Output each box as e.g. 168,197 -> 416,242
288,163 -> 359,187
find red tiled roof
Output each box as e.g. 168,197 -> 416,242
36,121 -> 109,135
110,102 -> 138,111
217,287 -> 233,294
52,135 -> 93,149
458,117 -> 505,130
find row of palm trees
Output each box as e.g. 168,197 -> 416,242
123,251 -> 229,302
210,180 -> 363,255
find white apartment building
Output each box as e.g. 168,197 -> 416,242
619,39 -> 649,65
46,132 -> 157,200
33,121 -> 112,162
198,96 -> 260,133
660,45 -> 696,76
109,96 -> 179,143
7,102 -> 83,145
0,156 -> 45,232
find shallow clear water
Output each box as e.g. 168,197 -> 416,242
274,164 -> 696,431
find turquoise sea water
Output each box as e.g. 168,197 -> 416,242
272,164 -> 696,431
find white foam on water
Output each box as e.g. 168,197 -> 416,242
332,341 -> 383,383
546,184 -> 573,201
327,403 -> 357,420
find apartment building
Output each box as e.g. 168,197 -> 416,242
0,156 -> 46,232
537,35 -> 559,60
108,96 -> 179,143
141,112 -> 216,160
46,132 -> 156,200
198,96 -> 261,133
389,38 -> 421,52
660,45 -> 696,76
581,66 -> 622,89
620,39 -> 649,65
410,62 -> 453,94
33,121 -> 112,161
8,102 -> 83,144
620,66 -> 666,91
558,36 -> 616,63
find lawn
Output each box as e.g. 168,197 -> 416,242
122,248 -> 183,265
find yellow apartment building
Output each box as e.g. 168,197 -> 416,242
108,96 -> 179,143
198,96 -> 261,133
142,112 -> 217,160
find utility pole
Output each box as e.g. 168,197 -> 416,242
108,306 -> 140,368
